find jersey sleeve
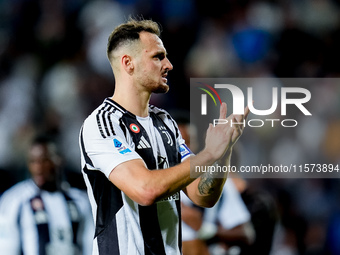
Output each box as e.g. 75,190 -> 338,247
81,117 -> 142,179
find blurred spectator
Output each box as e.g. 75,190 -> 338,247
181,192 -> 210,255
0,134 -> 93,254
230,145 -> 278,255
198,179 -> 255,255
0,55 -> 37,176
271,188 -> 308,255
78,0 -> 127,78
233,176 -> 278,255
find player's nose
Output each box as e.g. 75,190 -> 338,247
164,57 -> 173,71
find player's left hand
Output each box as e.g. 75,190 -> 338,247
204,102 -> 249,161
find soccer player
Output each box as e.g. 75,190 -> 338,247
79,18 -> 249,254
0,135 -> 94,255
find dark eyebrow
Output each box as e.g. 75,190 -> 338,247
153,51 -> 167,56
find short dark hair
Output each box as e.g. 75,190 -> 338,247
107,18 -> 161,59
30,134 -> 59,158
31,134 -> 54,146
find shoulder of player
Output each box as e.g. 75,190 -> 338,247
0,180 -> 38,213
149,105 -> 180,136
64,187 -> 88,202
87,99 -> 123,122
82,99 -> 125,139
149,105 -> 175,123
1,179 -> 37,200
63,187 -> 91,214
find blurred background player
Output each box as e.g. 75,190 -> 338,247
0,135 -> 93,255
230,151 -> 278,255
198,179 -> 255,255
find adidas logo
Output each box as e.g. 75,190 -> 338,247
137,136 -> 151,149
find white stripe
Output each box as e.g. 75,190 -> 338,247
116,194 -> 145,254
82,172 -> 97,227
105,99 -> 125,113
141,136 -> 151,148
103,105 -> 112,137
140,140 -> 147,148
103,110 -> 111,137
137,136 -> 151,149
157,201 -> 181,255
92,237 -> 99,255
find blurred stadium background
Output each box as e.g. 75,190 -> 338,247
1,0 -> 340,254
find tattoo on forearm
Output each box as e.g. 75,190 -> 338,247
198,173 -> 217,195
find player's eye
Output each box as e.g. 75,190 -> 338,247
154,54 -> 165,60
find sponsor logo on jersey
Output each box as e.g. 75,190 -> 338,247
157,155 -> 169,169
158,192 -> 180,203
137,136 -> 151,149
118,147 -> 132,154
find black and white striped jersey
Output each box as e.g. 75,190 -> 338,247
0,179 -> 94,255
79,98 -> 191,255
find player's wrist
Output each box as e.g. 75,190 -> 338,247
200,148 -> 219,164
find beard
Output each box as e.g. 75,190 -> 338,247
152,83 -> 169,94
139,77 -> 170,94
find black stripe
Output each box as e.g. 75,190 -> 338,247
139,205 -> 166,255
17,203 -> 24,255
120,113 -> 166,254
96,105 -> 107,138
83,167 -> 122,255
167,114 -> 180,139
62,193 -> 80,245
103,109 -> 111,137
99,104 -> 116,137
30,195 -> 49,255
107,106 -> 116,135
150,112 -> 181,167
155,111 -> 180,139
81,126 -> 122,254
119,119 -> 127,139
80,127 -> 94,167
176,198 -> 182,253
105,98 -> 126,113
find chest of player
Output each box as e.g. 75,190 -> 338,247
120,112 -> 181,170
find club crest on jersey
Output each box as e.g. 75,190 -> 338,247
129,124 -> 140,133
161,131 -> 173,146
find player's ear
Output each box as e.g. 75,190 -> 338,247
121,54 -> 134,74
